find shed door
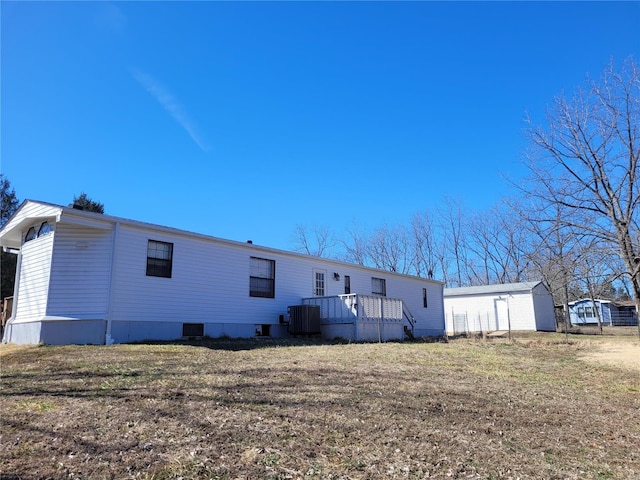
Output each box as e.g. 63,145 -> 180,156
494,298 -> 509,331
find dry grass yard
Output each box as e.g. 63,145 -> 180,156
1,332 -> 639,480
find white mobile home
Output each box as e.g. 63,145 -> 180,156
443,281 -> 556,335
1,200 -> 445,345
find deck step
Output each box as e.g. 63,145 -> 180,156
403,325 -> 415,340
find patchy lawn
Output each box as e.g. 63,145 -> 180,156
1,334 -> 639,479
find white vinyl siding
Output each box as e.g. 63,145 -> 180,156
13,232 -> 54,321
531,283 -> 556,331
444,282 -> 555,333
47,224 -> 113,318
3,201 -> 446,343
106,224 -> 445,333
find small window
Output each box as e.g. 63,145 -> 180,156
423,288 -> 428,308
344,275 -> 351,295
577,306 -> 585,318
183,323 -> 204,337
250,257 -> 275,298
585,306 -> 594,318
146,240 -> 173,278
38,221 -> 51,237
25,226 -> 37,242
372,277 -> 386,296
314,269 -> 326,296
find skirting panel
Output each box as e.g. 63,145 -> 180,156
3,320 -> 106,345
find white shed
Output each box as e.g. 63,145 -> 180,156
443,281 -> 556,335
1,200 -> 445,345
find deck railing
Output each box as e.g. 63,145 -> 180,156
302,294 -> 414,340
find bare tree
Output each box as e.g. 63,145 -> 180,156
439,197 -> 470,287
339,222 -> 370,266
522,201 -> 582,330
410,211 -> 439,279
290,224 -> 336,257
524,57 -> 640,320
368,223 -> 413,275
572,235 -> 621,334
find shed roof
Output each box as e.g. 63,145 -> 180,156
444,281 -> 544,297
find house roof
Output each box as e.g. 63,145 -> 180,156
1,199 -> 445,286
444,281 -> 544,297
611,300 -> 637,308
568,298 -> 612,306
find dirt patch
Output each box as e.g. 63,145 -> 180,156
579,342 -> 640,372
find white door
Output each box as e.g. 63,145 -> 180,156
313,269 -> 326,296
494,298 -> 510,331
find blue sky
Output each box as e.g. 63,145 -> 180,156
2,1 -> 639,251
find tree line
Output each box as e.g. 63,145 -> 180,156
292,57 -> 640,313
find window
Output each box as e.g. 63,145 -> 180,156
250,257 -> 275,298
423,288 -> 428,308
372,277 -> 386,296
183,323 -> 204,337
314,269 -> 326,296
38,222 -> 51,236
585,306 -> 594,318
24,221 -> 53,244
146,240 -> 173,278
25,227 -> 37,242
577,306 -> 585,318
344,275 -> 351,295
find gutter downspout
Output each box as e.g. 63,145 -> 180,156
104,222 -> 119,345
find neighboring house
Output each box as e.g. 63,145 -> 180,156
568,299 -> 638,326
0,200 -> 445,345
568,299 -> 612,326
443,281 -> 556,334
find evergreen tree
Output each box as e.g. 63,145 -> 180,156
72,192 -> 105,214
1,175 -> 20,300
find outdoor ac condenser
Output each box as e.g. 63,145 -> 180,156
287,305 -> 321,335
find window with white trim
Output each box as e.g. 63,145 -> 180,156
25,227 -> 37,242
23,221 -> 52,244
314,269 -> 326,296
38,222 -> 51,236
250,257 -> 275,298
